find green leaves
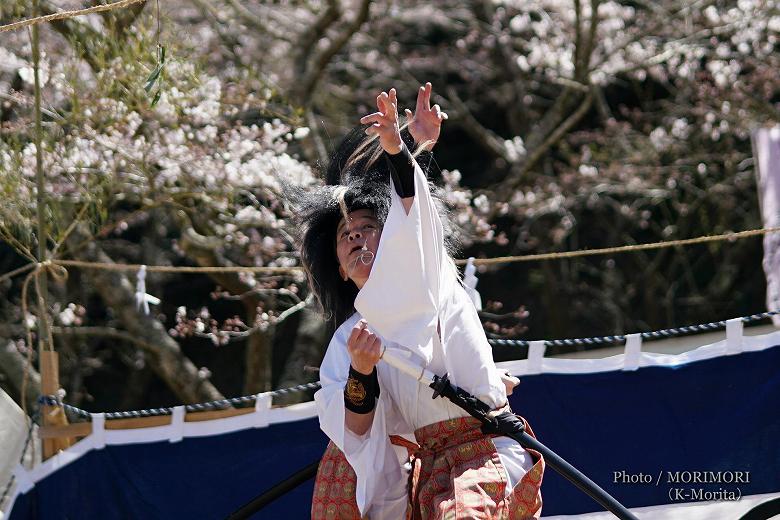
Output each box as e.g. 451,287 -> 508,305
145,45 -> 166,106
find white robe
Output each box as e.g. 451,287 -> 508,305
314,156 -> 533,518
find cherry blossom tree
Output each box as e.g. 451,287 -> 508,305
1,0 -> 777,414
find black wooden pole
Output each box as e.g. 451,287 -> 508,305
226,460 -> 319,519
428,372 -> 638,520
229,356 -> 639,520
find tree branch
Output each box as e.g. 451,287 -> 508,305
64,225 -> 224,404
177,225 -> 275,393
51,325 -> 161,351
0,340 -> 41,414
579,0 -> 600,81
293,0 -> 371,104
498,91 -> 594,197
272,306 -> 326,406
218,0 -> 296,42
446,86 -> 515,164
471,0 -> 529,135
295,0 -> 341,77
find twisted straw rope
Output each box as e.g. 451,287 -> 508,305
454,225 -> 780,266
1,226 -> 778,284
0,0 -> 147,33
53,259 -> 302,274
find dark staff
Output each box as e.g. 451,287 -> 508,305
377,348 -> 637,520
228,349 -> 639,520
227,461 -> 319,520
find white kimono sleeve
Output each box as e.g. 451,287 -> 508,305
354,156 -> 448,365
313,321 -> 407,518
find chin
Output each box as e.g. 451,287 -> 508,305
350,265 -> 373,286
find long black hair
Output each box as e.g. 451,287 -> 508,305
291,126 -> 459,329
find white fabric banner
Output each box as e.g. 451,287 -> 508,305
0,386 -> 28,513
753,127 -> 780,326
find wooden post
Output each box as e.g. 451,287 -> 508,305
31,0 -> 73,460
40,351 -> 74,458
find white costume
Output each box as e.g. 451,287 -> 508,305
314,156 -> 533,518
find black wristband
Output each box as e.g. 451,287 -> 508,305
385,143 -> 416,198
401,130 -> 437,179
344,366 -> 379,414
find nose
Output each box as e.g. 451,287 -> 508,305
347,228 -> 362,241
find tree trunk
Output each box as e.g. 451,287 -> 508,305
273,307 -> 327,406
176,226 -> 277,394
243,319 -> 274,395
66,226 -> 224,404
0,340 -> 42,414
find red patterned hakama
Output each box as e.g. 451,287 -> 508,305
410,415 -> 544,520
311,440 -> 364,520
311,435 -> 417,520
311,417 -> 544,520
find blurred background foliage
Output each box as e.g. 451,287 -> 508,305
0,0 -> 777,412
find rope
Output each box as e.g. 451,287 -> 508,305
454,226 -> 780,266
2,225 -> 778,282
18,260 -> 69,420
36,309 -> 778,421
53,259 -> 302,274
0,0 -> 147,33
0,263 -> 35,285
39,381 -> 322,420
488,310 -> 779,348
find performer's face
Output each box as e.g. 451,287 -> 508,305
335,209 -> 382,289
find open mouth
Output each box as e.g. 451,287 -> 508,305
349,244 -> 364,255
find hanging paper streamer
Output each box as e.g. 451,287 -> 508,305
463,257 -> 482,311
134,265 -> 161,315
753,127 -> 780,326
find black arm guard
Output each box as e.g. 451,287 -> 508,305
385,142 -> 416,198
344,366 -> 380,414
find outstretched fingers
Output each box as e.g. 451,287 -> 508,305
415,82 -> 431,114
406,82 -> 445,150
382,89 -> 399,121
359,88 -> 403,153
362,89 -> 399,136
360,112 -> 386,125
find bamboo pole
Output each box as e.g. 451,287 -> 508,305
31,1 -> 74,458
32,4 -> 47,344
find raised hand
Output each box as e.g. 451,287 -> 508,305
405,82 -> 447,151
347,319 -> 382,375
360,88 -> 404,155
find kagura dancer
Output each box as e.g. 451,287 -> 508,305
295,84 -> 544,519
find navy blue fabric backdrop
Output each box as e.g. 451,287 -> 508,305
9,420 -> 329,519
9,344 -> 780,518
512,345 -> 780,515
